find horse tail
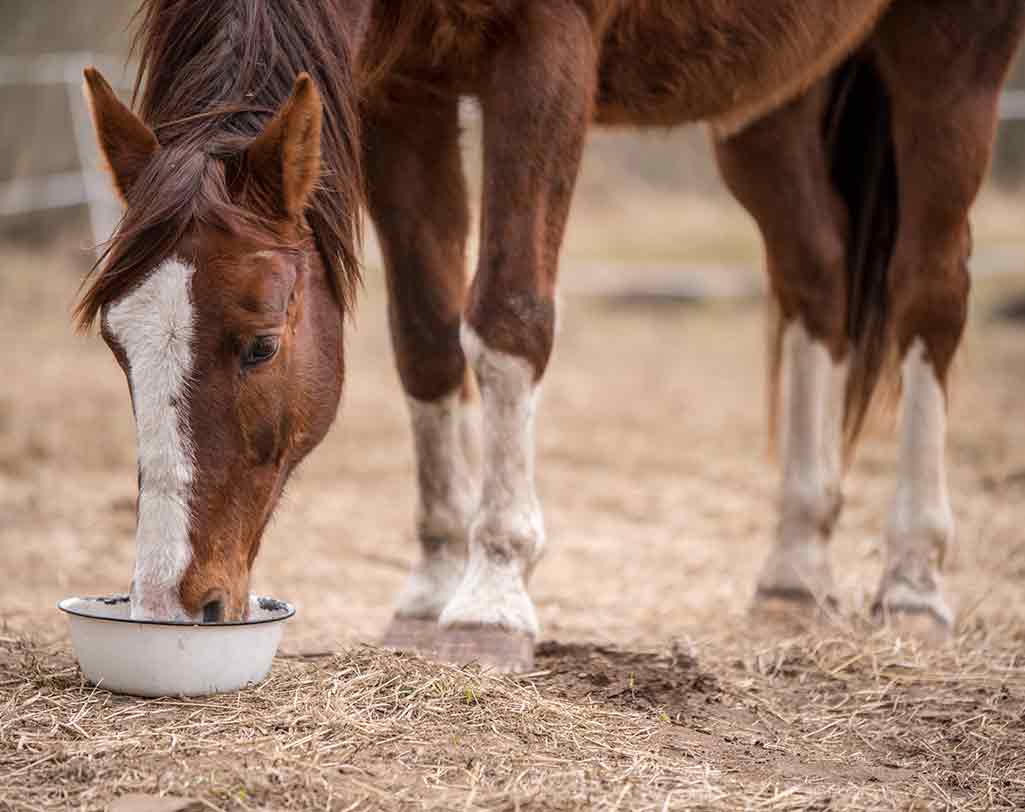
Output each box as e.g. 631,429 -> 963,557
823,54 -> 900,457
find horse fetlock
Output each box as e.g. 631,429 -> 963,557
393,544 -> 467,621
439,548 -> 539,638
416,484 -> 474,554
887,505 -> 953,568
872,557 -> 954,633
471,504 -> 545,574
875,514 -> 954,623
780,477 -> 842,541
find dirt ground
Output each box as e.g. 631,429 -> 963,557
3,209 -> 1025,810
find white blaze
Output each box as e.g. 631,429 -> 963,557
106,257 -> 197,621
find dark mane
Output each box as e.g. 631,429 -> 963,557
75,0 -> 363,329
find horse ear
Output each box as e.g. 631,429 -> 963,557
83,67 -> 159,202
243,73 -> 322,220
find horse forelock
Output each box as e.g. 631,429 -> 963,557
75,0 -> 363,331
75,146 -> 279,330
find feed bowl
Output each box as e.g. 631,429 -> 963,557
58,594 -> 295,697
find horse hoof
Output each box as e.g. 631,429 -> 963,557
751,586 -> 838,619
381,616 -> 440,656
435,625 -> 535,673
873,606 -> 953,645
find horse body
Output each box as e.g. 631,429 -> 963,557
360,1 -> 891,128
596,0 -> 890,131
80,0 -> 1024,666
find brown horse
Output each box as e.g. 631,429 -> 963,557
80,0 -> 1024,669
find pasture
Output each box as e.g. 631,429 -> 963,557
3,189 -> 1025,809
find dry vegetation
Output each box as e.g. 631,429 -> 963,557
5,623 -> 1025,810
3,188 -> 1025,810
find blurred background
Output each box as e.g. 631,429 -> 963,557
2,0 -> 1023,282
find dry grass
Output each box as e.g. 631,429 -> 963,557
4,639 -> 675,811
4,620 -> 1025,811
2,195 -> 1025,811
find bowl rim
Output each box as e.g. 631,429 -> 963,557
57,594 -> 296,627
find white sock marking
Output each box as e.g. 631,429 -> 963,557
878,338 -> 954,623
439,325 -> 543,636
395,393 -> 476,619
759,321 -> 846,597
890,340 -> 952,550
105,258 -> 197,621
779,322 -> 846,538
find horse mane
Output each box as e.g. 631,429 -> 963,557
75,0 -> 363,330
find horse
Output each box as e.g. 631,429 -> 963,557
79,0 -> 1025,671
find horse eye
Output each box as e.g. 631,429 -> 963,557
242,335 -> 280,367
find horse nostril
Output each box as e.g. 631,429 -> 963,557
202,599 -> 224,623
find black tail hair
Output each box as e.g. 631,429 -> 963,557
823,53 -> 900,455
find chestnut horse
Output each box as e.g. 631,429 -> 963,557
80,0 -> 1024,670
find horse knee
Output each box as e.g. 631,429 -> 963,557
391,312 -> 467,401
464,289 -> 556,380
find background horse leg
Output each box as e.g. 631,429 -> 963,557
365,95 -> 477,652
871,1 -> 1025,638
435,2 -> 597,672
714,85 -> 849,613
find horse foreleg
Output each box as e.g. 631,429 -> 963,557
435,2 -> 597,673
364,95 -> 477,652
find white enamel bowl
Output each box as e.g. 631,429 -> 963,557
58,594 -> 295,697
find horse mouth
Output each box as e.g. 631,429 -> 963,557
202,599 -> 224,623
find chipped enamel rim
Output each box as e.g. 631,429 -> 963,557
57,594 -> 295,627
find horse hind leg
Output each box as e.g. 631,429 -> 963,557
434,1 -> 597,673
364,94 -> 478,653
870,3 -> 1025,639
868,118 -> 971,640
714,82 -> 850,615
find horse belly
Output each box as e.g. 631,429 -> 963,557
594,0 -> 891,132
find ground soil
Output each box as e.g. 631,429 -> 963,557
3,234 -> 1025,810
